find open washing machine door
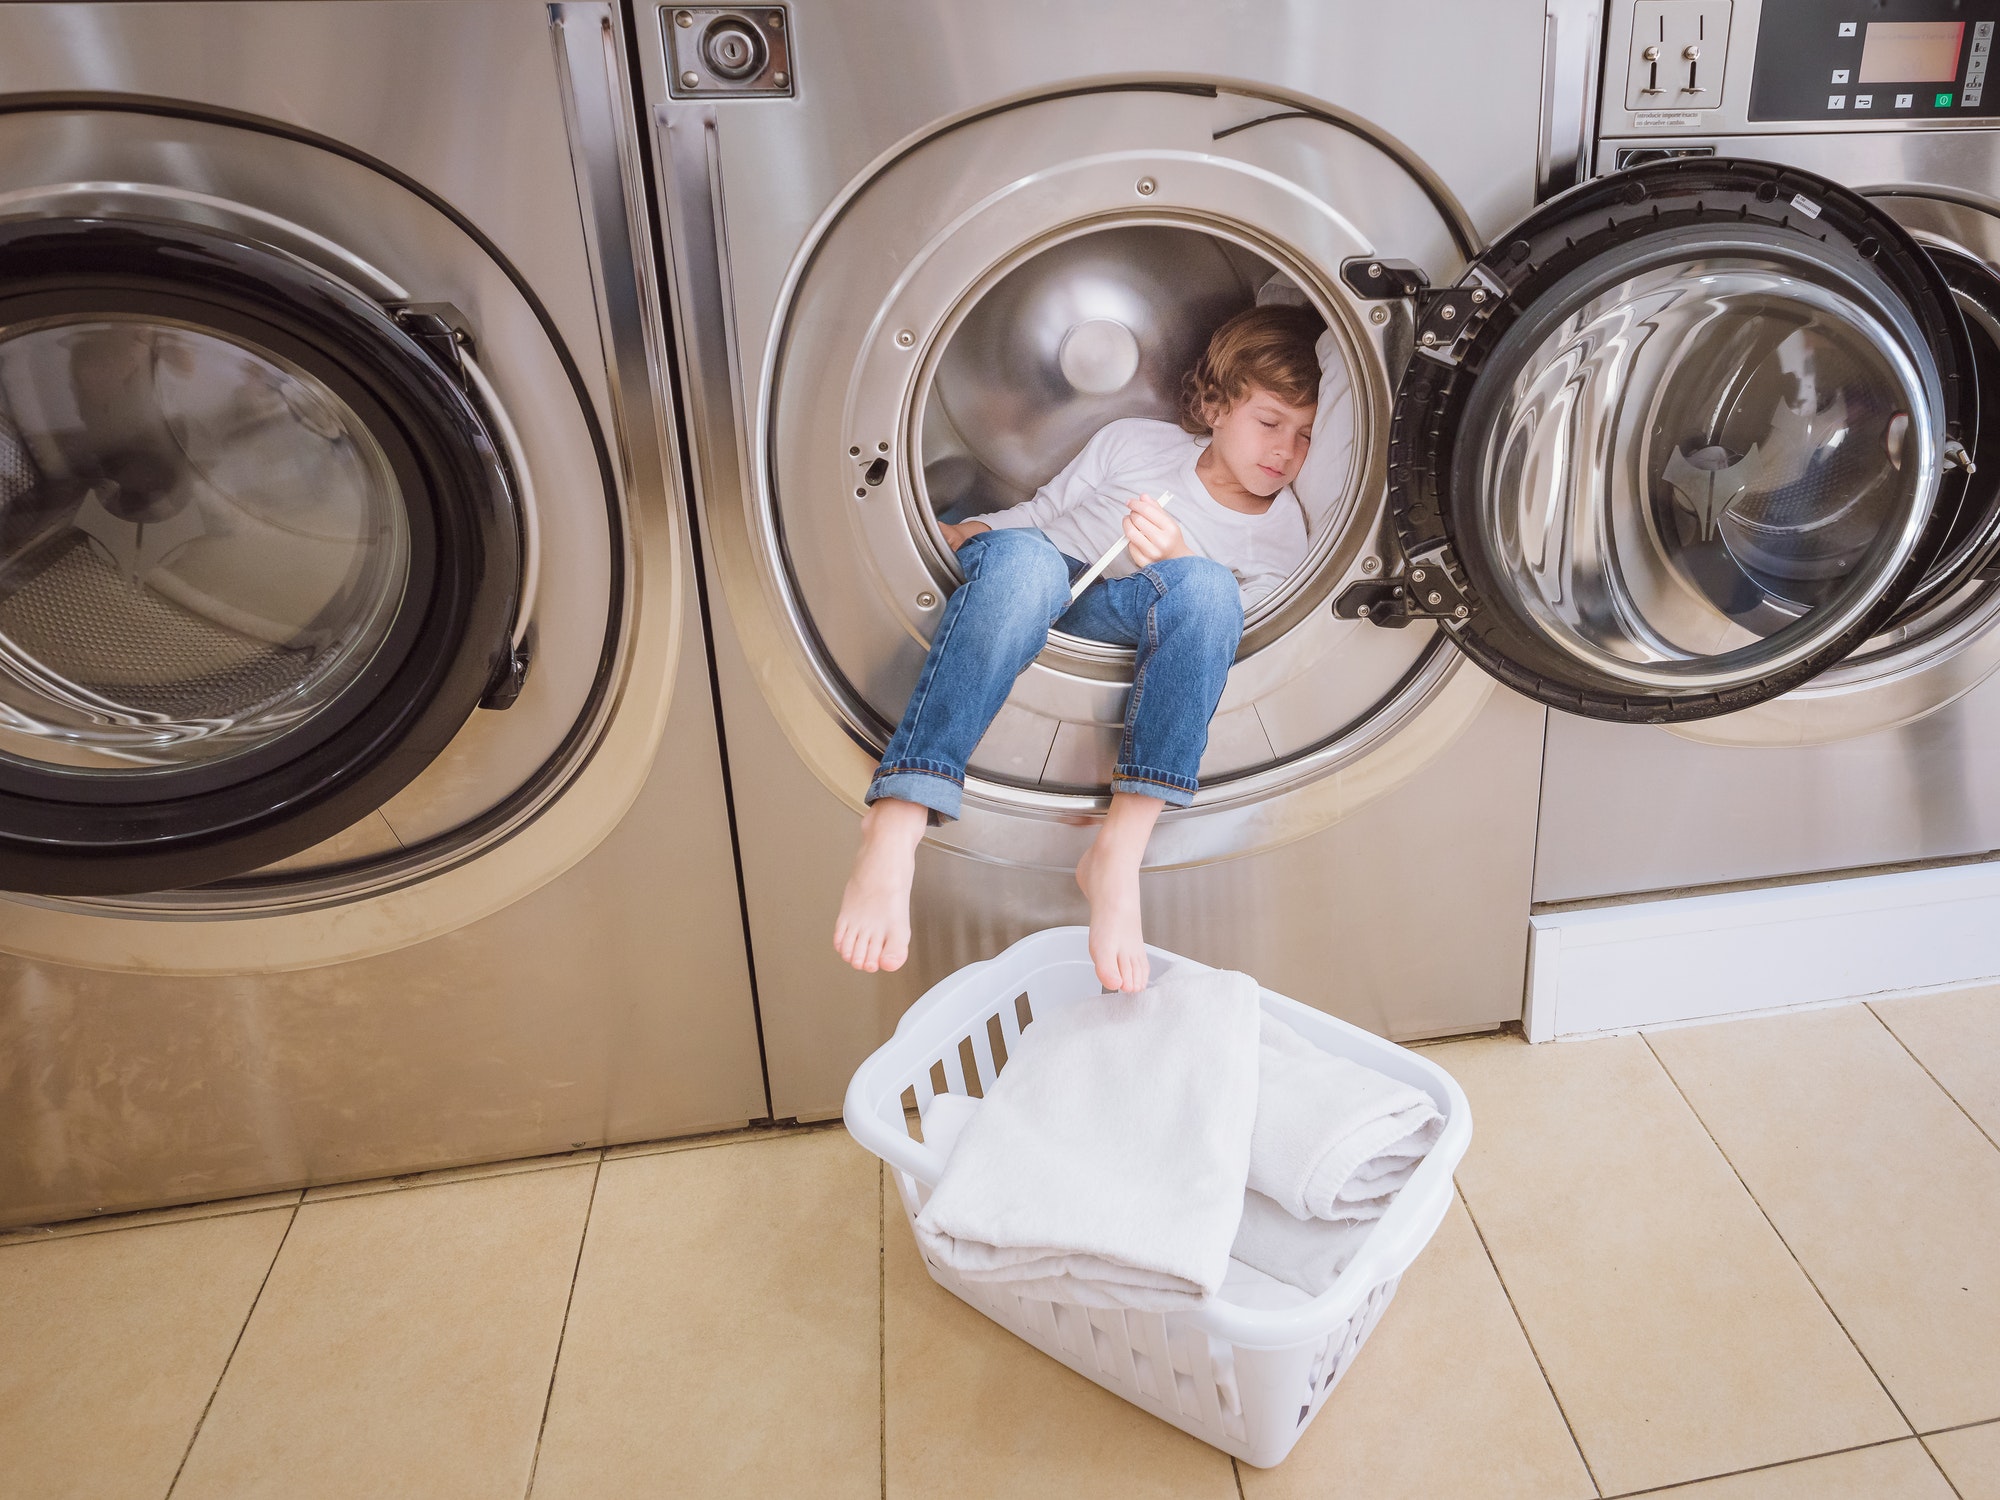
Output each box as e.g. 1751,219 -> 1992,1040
1375,158 -> 1987,723
0,217 -> 522,894
722,86 -> 1506,870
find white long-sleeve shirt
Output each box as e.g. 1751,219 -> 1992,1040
968,418 -> 1309,607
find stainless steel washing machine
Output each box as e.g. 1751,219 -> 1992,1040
1534,0 -> 2000,904
0,2 -> 765,1227
648,0 -> 1999,1118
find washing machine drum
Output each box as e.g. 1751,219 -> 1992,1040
0,218 -> 520,894
1389,159 -> 1985,722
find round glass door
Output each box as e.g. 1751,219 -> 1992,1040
1391,161 -> 1975,722
0,218 -> 520,895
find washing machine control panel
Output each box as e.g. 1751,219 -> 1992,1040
1750,2 -> 1999,120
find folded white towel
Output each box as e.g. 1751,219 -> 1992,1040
913,966 -> 1263,1310
1231,1189 -> 1375,1296
1248,1013 -> 1442,1222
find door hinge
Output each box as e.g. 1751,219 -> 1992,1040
480,622 -> 535,710
1413,268 -> 1508,366
1334,549 -> 1472,626
1341,257 -> 1430,300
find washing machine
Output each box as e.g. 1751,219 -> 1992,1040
1532,0 -> 2000,905
648,0 -> 1991,1118
0,2 -> 766,1228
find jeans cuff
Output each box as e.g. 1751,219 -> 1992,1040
1111,765 -> 1198,808
867,764 -> 964,822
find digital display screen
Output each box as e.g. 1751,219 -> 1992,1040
1858,21 -> 1965,83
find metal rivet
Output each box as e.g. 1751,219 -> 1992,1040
681,70 -> 701,87
1454,604 -> 1469,618
1412,568 -> 1427,581
1370,306 -> 1389,324
1470,288 -> 1487,303
772,71 -> 788,87
848,445 -> 861,456
1136,177 -> 1157,196
854,487 -> 866,499
676,9 -> 692,25
895,329 -> 915,348
878,440 -> 890,452
1367,262 -> 1382,277
1421,331 -> 1438,346
917,591 -> 937,609
1357,604 -> 1373,617
1361,556 -> 1381,575
1439,304 -> 1457,321
1427,591 -> 1443,605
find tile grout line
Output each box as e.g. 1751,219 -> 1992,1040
1231,1455 -> 1248,1498
162,1202 -> 299,1500
1639,1033 -> 1919,1438
1595,1433 -> 1929,1499
878,1160 -> 887,1500
520,1154 -> 605,1500
1865,1002 -> 2000,1154
1450,1180 -> 1605,1497
1919,1415 -> 2000,1438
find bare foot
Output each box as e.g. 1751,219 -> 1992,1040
834,798 -> 929,973
1074,792 -> 1165,992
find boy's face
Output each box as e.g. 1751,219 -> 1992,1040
1204,385 -> 1317,496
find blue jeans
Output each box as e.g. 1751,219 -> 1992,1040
867,527 -> 1244,821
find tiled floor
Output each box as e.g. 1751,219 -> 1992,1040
4,991 -> 1997,1499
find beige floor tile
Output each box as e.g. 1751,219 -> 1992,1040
1239,1195 -> 1594,1500
1873,987 -> 2000,1144
1434,1033 -> 1905,1497
0,1208 -> 289,1500
1650,1006 -> 2000,1432
529,1130 -> 881,1500
172,1163 -> 595,1500
1634,1438 -> 1956,1499
1926,1419 -> 2000,1500
884,1179 -> 1237,1499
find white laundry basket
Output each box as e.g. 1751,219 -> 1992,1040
843,926 -> 1472,1468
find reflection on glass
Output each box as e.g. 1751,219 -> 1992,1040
1479,257 -> 1933,689
0,316 -> 409,772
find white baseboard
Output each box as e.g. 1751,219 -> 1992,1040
1524,860 -> 2000,1042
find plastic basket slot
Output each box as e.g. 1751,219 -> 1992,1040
1168,1321 -> 1229,1434
1125,1312 -> 1175,1408
1087,1308 -> 1139,1388
957,1033 -> 989,1098
1021,1294 -> 1063,1353
983,1011 -> 1011,1080
1051,1300 -> 1094,1363
1010,989 -> 1033,1038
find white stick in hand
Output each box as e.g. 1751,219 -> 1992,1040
1069,491 -> 1175,602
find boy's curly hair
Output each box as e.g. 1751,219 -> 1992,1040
1178,304 -> 1323,435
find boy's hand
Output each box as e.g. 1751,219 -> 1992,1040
938,519 -> 990,551
1123,495 -> 1189,567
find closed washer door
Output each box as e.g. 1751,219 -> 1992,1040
0,217 -> 521,894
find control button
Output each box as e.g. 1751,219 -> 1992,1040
1977,21 -> 1995,38
1828,94 -> 1847,108
1838,21 -> 1857,36
1975,37 -> 1992,55
1832,68 -> 1850,83
1855,93 -> 1873,108
1967,88 -> 1985,106
1936,92 -> 1955,107
1896,92 -> 1915,107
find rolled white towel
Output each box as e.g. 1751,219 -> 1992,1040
1230,1189 -> 1375,1296
1249,1012 -> 1442,1222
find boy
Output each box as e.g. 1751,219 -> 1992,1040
834,303 -> 1321,992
